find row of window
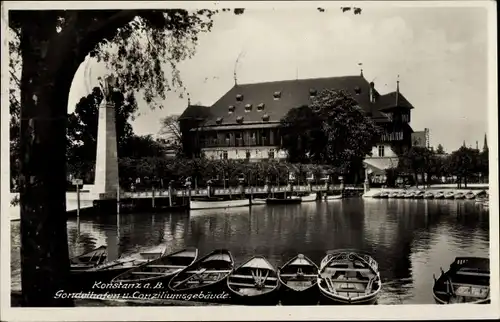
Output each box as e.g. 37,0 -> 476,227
218,149 -> 276,160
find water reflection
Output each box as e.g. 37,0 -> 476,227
10,199 -> 489,304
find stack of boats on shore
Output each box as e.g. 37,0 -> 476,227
372,189 -> 488,203
68,246 -> 387,305
190,191 -> 343,210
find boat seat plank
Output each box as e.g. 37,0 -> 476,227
148,265 -> 185,268
185,270 -> 232,274
130,271 -> 166,275
280,274 -> 317,278
456,271 -> 489,277
323,277 -> 369,284
228,282 -> 276,289
326,268 -> 371,272
447,282 -> 489,288
230,274 -> 278,281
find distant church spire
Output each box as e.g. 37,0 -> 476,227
463,140 -> 466,147
395,75 -> 400,107
360,68 -> 363,77
476,141 -> 479,150
483,133 -> 488,152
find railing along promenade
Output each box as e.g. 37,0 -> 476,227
121,184 -> 363,199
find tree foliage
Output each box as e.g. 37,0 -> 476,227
395,145 -> 488,188
159,114 -> 183,155
281,89 -> 381,173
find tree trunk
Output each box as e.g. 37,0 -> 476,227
19,23 -> 81,306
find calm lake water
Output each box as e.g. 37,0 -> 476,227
11,198 -> 490,305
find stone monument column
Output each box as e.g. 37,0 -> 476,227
93,74 -> 120,200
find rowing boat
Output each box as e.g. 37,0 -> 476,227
71,244 -> 168,289
190,198 -> 250,210
301,193 -> 318,202
325,194 -> 342,201
464,191 -> 476,200
433,257 -> 490,304
454,192 -> 465,200
168,249 -> 234,296
423,191 -> 434,199
377,191 -> 390,199
413,191 -> 424,199
434,191 -> 445,199
266,196 -> 302,205
444,191 -> 456,199
387,192 -> 399,198
403,191 -> 415,199
318,250 -> 381,305
227,256 -> 280,305
278,254 -> 319,305
70,245 -> 107,272
112,248 -> 198,287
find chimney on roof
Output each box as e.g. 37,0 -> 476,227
360,69 -> 363,77
187,93 -> 191,106
396,75 -> 400,107
369,81 -> 376,103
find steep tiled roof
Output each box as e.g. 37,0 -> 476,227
189,75 -> 413,127
374,92 -> 414,111
179,104 -> 212,120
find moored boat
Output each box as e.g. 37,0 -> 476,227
301,193 -> 318,202
251,198 -> 267,206
433,257 -> 490,304
70,245 -> 107,272
434,191 -> 445,199
423,191 -> 434,199
378,191 -> 390,199
325,194 -> 343,201
454,192 -> 465,199
318,250 -> 381,305
112,248 -> 198,288
278,254 -> 319,305
227,256 -> 280,305
168,249 -> 234,298
190,198 -> 250,210
403,191 -> 415,199
413,191 -> 424,199
266,196 -> 302,205
387,192 -> 399,198
371,192 -> 382,199
395,191 -> 407,199
464,191 -> 476,200
444,191 -> 456,199
72,244 -> 168,288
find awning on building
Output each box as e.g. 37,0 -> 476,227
363,157 -> 399,175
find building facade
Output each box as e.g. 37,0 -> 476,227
179,73 -> 420,175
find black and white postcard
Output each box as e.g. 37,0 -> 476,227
1,1 -> 498,321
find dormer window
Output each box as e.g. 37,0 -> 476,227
228,105 -> 235,113
236,116 -> 244,123
244,104 -> 252,112
262,114 -> 270,122
354,86 -> 361,95
273,91 -> 281,99
216,117 -> 223,124
309,88 -> 317,97
236,94 -> 244,101
257,103 -> 265,111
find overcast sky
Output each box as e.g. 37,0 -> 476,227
68,5 -> 491,152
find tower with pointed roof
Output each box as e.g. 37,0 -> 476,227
483,133 -> 488,152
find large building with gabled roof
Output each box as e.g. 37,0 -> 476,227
179,72 -> 419,176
